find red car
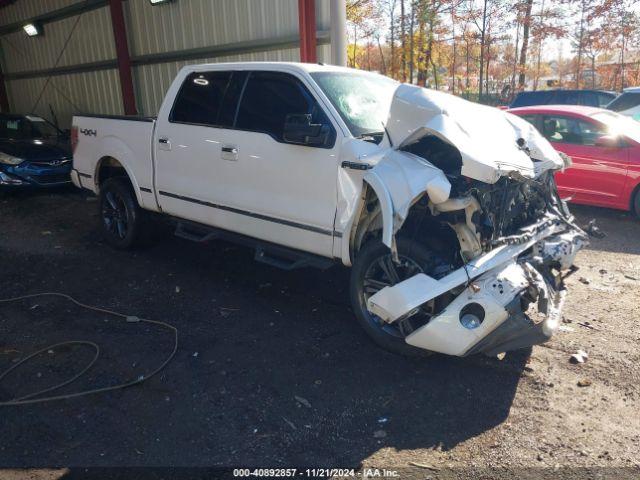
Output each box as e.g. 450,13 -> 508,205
509,105 -> 640,217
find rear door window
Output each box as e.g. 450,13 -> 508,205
511,91 -> 551,108
555,91 -> 579,105
170,71 -> 232,126
597,92 -> 616,107
578,91 -> 598,107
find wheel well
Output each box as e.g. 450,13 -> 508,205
349,185 -> 459,264
349,186 -> 384,260
630,181 -> 640,214
96,157 -> 132,189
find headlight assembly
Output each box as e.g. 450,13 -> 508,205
0,152 -> 24,165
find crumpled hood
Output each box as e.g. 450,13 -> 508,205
385,84 -> 564,184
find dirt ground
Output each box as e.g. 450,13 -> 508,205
0,188 -> 639,479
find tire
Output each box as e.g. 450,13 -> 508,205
98,177 -> 150,249
350,237 -> 440,357
633,187 -> 640,219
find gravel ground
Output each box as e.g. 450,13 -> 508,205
0,188 -> 639,479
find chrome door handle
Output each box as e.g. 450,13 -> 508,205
158,137 -> 171,151
221,144 -> 238,161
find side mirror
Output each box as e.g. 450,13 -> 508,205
595,134 -> 619,148
283,114 -> 329,147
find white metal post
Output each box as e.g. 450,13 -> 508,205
330,0 -> 347,66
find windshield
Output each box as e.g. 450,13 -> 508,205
606,92 -> 640,113
0,116 -> 61,140
591,111 -> 640,144
310,71 -> 398,138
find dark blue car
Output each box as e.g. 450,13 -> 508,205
509,89 -> 617,109
0,114 -> 72,188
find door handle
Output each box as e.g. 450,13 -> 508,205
221,144 -> 238,161
158,137 -> 172,151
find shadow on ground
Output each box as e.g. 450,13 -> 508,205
0,191 -> 530,468
570,204 -> 640,256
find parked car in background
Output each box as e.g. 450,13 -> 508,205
72,62 -> 586,358
509,105 -> 640,217
508,89 -> 617,109
606,87 -> 640,121
0,114 -> 72,188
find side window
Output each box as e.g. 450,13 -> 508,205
218,72 -> 248,127
542,115 -> 608,145
575,120 -> 609,146
579,92 -> 598,107
598,93 -> 615,108
542,91 -> 556,105
519,114 -> 540,130
607,92 -> 640,112
556,91 -> 578,105
235,71 -> 332,144
170,71 -> 232,126
512,92 -> 546,107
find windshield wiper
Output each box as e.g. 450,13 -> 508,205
356,131 -> 385,143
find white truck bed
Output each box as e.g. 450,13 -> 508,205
71,114 -> 159,211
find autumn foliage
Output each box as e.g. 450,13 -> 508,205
346,0 -> 640,104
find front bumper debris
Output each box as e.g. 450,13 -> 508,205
367,218 -> 587,356
0,170 -> 26,186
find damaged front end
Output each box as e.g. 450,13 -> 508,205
366,173 -> 586,356
359,85 -> 587,356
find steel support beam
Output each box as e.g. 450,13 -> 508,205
0,42 -> 9,112
298,0 -> 317,63
330,0 -> 347,66
0,67 -> 9,112
108,0 -> 136,115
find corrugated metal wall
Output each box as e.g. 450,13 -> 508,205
0,0 -> 331,127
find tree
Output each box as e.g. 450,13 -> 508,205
347,0 -> 378,67
517,0 -> 534,89
400,0 -> 407,81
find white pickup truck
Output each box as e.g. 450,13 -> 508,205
72,62 -> 587,357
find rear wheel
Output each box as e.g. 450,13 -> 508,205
350,237 -> 441,356
99,177 -> 150,249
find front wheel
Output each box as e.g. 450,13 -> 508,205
349,238 -> 441,356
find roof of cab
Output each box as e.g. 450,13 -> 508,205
181,61 -> 368,75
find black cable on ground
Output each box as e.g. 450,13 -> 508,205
0,293 -> 178,407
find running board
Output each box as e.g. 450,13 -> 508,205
174,220 -> 335,271
175,222 -> 220,243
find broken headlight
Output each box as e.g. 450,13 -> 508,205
0,152 -> 24,166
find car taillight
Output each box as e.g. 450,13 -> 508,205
71,126 -> 78,154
